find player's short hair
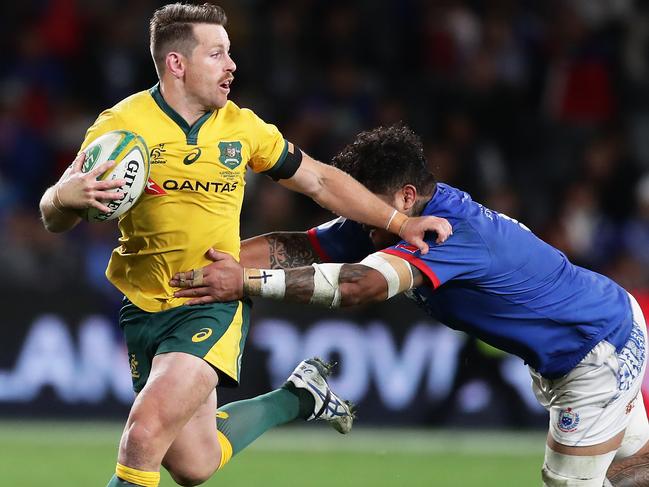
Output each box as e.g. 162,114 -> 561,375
331,124 -> 436,196
150,3 -> 227,76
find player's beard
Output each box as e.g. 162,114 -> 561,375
190,79 -> 227,111
204,90 -> 226,110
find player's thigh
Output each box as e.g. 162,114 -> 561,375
615,392 -> 649,460
162,388 -> 220,480
542,435 -> 621,486
121,352 -> 219,456
545,427 -> 649,487
131,352 -> 218,428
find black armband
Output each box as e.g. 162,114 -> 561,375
263,140 -> 303,181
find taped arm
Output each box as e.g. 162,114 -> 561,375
242,252 -> 429,308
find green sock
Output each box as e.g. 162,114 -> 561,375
216,384 -> 315,455
282,381 -> 316,420
106,475 -> 139,486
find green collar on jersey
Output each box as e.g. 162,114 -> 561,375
149,83 -> 213,145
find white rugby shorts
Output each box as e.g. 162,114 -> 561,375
530,293 -> 648,452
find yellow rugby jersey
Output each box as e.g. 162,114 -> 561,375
80,83 -> 290,312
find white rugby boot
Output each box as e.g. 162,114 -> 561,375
286,357 -> 356,434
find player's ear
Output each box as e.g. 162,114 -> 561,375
401,184 -> 418,212
166,52 -> 185,79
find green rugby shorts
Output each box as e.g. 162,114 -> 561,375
119,297 -> 251,392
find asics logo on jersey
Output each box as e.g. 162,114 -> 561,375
183,148 -> 202,165
192,328 -> 213,342
163,179 -> 239,193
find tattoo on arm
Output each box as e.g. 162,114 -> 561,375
282,263 -> 395,306
266,233 -> 321,269
340,264 -> 387,304
339,264 -> 373,283
285,267 -> 316,302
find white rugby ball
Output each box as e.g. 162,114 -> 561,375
81,130 -> 150,222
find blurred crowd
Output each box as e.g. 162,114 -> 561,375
2,0 -> 649,297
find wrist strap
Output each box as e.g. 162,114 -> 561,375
243,268 -> 286,299
386,210 -> 408,236
51,186 -> 66,213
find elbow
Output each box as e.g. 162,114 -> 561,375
300,165 -> 328,201
40,212 -> 59,233
39,201 -> 62,233
301,177 -> 325,201
41,219 -> 67,233
40,209 -> 79,233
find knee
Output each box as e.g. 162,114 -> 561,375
127,420 -> 163,444
121,419 -> 166,459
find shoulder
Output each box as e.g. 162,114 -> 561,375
224,101 -> 276,125
93,90 -> 158,128
111,89 -> 156,115
82,90 -> 156,146
226,104 -> 282,144
422,184 -> 471,228
215,101 -> 266,128
219,100 -> 252,120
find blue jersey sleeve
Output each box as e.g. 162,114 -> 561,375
307,217 -> 375,263
382,221 -> 490,288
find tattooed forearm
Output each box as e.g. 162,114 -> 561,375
266,233 -> 321,269
285,267 -> 316,303
254,262 -> 389,307
340,264 -> 373,284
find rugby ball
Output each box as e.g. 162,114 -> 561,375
81,130 -> 150,222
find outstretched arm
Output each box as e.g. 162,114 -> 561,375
280,153 -> 451,253
172,250 -> 428,306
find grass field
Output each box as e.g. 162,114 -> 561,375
0,422 -> 545,486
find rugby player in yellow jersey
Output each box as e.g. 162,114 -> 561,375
39,4 -> 451,487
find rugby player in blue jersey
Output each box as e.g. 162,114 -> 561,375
172,124 -> 649,486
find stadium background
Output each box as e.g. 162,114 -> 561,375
1,0 -> 649,485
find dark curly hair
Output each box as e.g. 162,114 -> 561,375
331,123 -> 436,196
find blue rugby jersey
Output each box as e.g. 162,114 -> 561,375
309,183 -> 633,378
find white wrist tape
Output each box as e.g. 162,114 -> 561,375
359,252 -> 414,299
542,446 -> 615,486
243,268 -> 286,299
310,263 -> 343,308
